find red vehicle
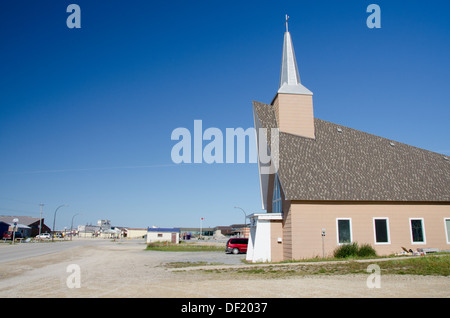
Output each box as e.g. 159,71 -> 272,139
2,231 -> 22,240
225,238 -> 248,254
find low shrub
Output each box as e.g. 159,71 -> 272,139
357,243 -> 377,257
333,242 -> 377,258
333,242 -> 359,258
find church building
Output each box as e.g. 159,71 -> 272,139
246,18 -> 450,262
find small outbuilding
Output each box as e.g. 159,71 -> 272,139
147,228 -> 180,244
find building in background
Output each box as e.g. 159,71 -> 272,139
126,228 -> 147,239
179,227 -> 215,239
178,225 -> 250,240
78,224 -> 101,237
0,215 -> 51,237
0,221 -> 9,238
98,219 -> 111,231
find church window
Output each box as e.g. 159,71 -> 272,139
272,175 -> 282,213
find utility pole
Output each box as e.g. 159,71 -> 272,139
39,203 -> 44,241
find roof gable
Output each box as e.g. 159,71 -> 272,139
0,215 -> 42,226
253,101 -> 450,202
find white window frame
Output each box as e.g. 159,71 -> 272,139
336,218 -> 352,245
444,218 -> 450,244
409,218 -> 426,245
372,217 -> 391,245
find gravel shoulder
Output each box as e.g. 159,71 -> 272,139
0,239 -> 448,298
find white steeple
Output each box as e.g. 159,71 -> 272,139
272,15 -> 315,139
278,15 -> 313,96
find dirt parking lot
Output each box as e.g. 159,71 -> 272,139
0,239 -> 448,298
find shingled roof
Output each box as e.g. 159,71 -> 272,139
253,101 -> 450,202
0,215 -> 42,225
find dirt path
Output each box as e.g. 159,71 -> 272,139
0,241 -> 448,298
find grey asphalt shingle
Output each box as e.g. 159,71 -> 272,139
253,100 -> 450,202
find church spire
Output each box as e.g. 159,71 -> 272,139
272,15 -> 315,139
278,16 -> 312,95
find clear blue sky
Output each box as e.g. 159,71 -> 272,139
0,1 -> 449,230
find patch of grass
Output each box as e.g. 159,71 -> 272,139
146,242 -> 224,252
382,255 -> 450,276
206,255 -> 450,278
164,261 -> 225,268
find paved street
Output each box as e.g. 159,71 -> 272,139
0,238 -> 116,263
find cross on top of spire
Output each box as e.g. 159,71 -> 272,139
285,14 -> 289,32
278,15 -> 313,95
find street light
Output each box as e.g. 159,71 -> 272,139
71,213 -> 81,241
321,228 -> 326,259
234,206 -> 247,227
12,218 -> 18,244
52,204 -> 68,241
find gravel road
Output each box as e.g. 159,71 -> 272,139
0,239 -> 448,298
